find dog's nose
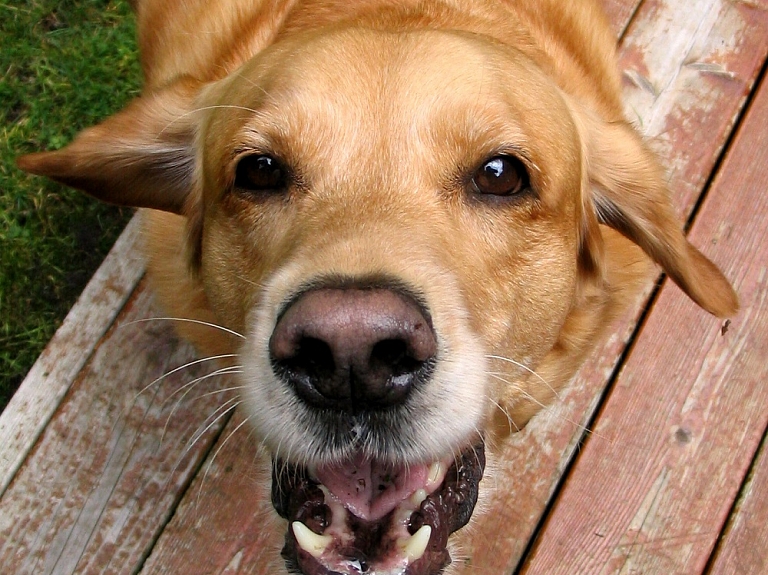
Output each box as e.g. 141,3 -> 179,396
269,287 -> 437,410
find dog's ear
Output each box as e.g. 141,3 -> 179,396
569,102 -> 738,318
17,79 -> 199,215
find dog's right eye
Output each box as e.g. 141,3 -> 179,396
234,154 -> 288,193
471,155 -> 529,197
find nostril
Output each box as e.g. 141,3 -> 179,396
371,339 -> 418,377
284,337 -> 336,381
269,286 -> 437,410
274,336 -> 345,404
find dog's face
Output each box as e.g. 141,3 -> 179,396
203,28 -> 581,454
18,23 -> 737,575
199,31 -> 583,572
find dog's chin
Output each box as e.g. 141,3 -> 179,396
271,443 -> 485,575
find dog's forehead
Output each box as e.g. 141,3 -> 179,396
212,28 -> 573,175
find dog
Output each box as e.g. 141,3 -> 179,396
18,0 -> 738,573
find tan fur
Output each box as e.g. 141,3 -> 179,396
18,1 -> 737,572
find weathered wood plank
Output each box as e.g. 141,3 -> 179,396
520,64 -> 768,575
139,2 -> 768,574
708,433 -> 768,575
140,410 -> 285,574
620,0 -> 768,219
688,79 -> 768,575
0,214 -> 144,496
0,281 -> 236,575
601,0 -> 642,36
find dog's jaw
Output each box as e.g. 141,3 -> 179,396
273,445 -> 485,575
237,257 -> 490,574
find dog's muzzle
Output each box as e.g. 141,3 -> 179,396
267,286 -> 486,574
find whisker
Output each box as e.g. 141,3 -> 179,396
161,366 -> 243,444
234,274 -> 267,289
109,354 -> 238,439
190,383 -> 249,401
122,317 -> 245,339
489,398 -> 520,433
486,354 -> 561,401
133,353 -> 239,403
163,364 -> 243,407
165,398 -> 241,490
197,416 -> 251,508
487,372 -> 607,441
487,373 -> 553,412
186,396 -> 242,452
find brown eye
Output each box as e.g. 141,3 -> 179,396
234,154 -> 287,192
472,155 -> 529,196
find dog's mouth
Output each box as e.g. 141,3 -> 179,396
272,443 -> 485,575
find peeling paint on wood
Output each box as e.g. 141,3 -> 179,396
140,410 -> 285,574
697,76 -> 768,575
620,0 -> 768,218
0,283 -> 236,575
709,433 -> 768,574
0,215 -> 144,496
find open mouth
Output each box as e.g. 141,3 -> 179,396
272,443 -> 485,575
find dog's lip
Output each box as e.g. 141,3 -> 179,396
273,443 -> 485,575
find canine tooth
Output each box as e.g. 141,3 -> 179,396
292,521 -> 332,558
410,489 -> 427,506
401,525 -> 431,562
427,461 -> 446,489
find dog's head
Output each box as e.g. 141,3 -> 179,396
19,25 -> 736,575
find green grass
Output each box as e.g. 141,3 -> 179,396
1,0 -> 141,411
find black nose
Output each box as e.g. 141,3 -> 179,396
269,287 -> 437,410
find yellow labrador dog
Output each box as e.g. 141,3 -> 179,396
19,0 -> 738,573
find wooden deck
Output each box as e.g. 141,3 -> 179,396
1,1 -> 767,573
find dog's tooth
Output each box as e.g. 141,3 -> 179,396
292,521 -> 332,558
426,461 -> 446,489
410,488 -> 427,506
401,525 -> 431,562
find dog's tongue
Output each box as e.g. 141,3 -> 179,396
315,454 -> 429,522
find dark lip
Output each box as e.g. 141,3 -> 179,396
272,443 -> 486,575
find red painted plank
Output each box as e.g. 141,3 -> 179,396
619,0 -> 768,219
709,433 -> 768,574
0,215 -> 144,495
140,410 -> 285,574
0,282 -> 236,575
521,69 -> 768,575
601,0 -> 642,36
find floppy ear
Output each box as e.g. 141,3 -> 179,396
570,103 -> 738,318
17,79 -> 200,215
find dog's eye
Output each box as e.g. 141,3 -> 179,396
472,155 -> 529,196
234,154 -> 287,192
